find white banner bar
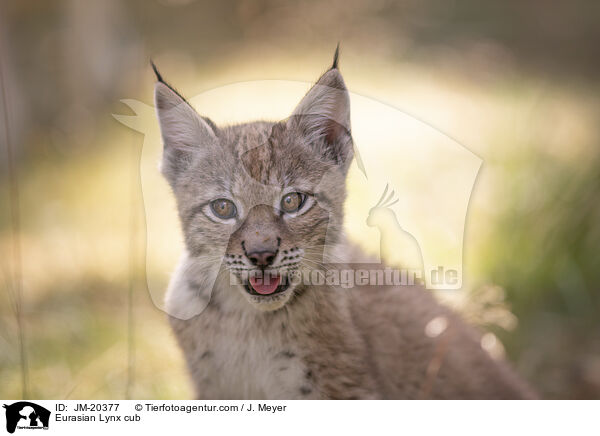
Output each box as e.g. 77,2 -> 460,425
1,400 -> 597,436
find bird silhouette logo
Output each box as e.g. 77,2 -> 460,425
367,184 -> 424,284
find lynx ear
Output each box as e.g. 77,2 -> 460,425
289,61 -> 353,170
154,78 -> 217,185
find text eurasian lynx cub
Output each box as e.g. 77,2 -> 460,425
154,49 -> 535,399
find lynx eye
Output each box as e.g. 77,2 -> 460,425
281,192 -> 307,214
210,198 -> 237,219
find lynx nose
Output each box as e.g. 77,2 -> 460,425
247,250 -> 276,267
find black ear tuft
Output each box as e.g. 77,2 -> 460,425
331,43 -> 340,70
150,61 -> 193,107
150,60 -> 164,83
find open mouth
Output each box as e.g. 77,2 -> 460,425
243,273 -> 290,296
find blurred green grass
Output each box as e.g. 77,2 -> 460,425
473,152 -> 600,398
0,138 -> 192,399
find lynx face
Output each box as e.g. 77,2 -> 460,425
154,56 -> 354,310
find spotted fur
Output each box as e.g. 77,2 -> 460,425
155,52 -> 536,399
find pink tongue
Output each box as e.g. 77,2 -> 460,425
249,274 -> 281,295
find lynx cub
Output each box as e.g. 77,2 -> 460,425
154,49 -> 535,399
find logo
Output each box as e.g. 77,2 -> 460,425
3,402 -> 50,434
114,74 -> 481,319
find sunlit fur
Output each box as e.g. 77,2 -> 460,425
155,55 -> 536,399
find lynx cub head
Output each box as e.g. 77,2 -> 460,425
155,49 -> 353,311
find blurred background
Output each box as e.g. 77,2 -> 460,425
1,0 -> 599,399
